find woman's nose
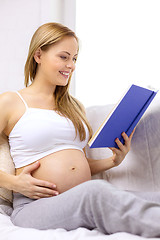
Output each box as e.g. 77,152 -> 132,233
66,61 -> 75,71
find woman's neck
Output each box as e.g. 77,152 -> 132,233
28,77 -> 56,97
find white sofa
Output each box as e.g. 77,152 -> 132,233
0,95 -> 160,240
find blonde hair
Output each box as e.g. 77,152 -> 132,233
24,22 -> 92,141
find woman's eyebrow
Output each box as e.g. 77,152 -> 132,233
61,51 -> 78,57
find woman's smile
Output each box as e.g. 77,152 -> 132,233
59,71 -> 70,79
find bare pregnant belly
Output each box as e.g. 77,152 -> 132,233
16,149 -> 91,193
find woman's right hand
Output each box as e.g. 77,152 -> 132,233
13,161 -> 59,199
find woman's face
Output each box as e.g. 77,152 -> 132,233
35,36 -> 78,86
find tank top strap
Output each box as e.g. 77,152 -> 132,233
15,91 -> 28,109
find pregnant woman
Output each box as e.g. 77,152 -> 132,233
0,22 -> 159,238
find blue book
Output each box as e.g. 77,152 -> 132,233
88,84 -> 158,148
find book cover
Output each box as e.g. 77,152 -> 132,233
88,84 -> 158,148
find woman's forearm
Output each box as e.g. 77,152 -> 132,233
88,157 -> 115,175
0,170 -> 16,191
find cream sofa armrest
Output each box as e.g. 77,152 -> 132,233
0,133 -> 15,203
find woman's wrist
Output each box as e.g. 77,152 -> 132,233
105,156 -> 116,169
0,170 -> 16,191
89,157 -> 116,175
5,174 -> 18,191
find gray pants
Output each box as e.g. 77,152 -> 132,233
11,179 -> 160,238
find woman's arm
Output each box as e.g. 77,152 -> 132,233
85,129 -> 135,175
0,169 -> 16,190
0,162 -> 58,199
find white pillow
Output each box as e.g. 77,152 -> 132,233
85,95 -> 160,192
0,134 -> 15,203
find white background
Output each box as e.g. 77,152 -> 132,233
75,0 -> 160,107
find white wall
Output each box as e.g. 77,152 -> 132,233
0,0 -> 76,94
75,0 -> 160,107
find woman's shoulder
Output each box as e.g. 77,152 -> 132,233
0,92 -> 19,134
0,91 -> 22,115
0,91 -> 18,106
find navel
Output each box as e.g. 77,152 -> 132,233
70,166 -> 76,171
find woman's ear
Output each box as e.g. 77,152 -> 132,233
34,48 -> 42,64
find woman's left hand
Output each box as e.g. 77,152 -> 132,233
109,128 -> 135,167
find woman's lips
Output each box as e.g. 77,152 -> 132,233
59,71 -> 70,78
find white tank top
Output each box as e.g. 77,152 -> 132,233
8,92 -> 89,168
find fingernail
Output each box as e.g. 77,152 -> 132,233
53,184 -> 56,188
55,192 -> 59,195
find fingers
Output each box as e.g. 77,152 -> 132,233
116,136 -> 125,149
129,128 -> 136,140
111,132 -> 130,153
109,130 -> 135,167
23,183 -> 59,199
110,129 -> 135,151
120,130 -> 134,148
32,178 -> 59,196
23,161 -> 40,174
121,132 -> 130,149
33,178 -> 57,191
31,186 -> 59,199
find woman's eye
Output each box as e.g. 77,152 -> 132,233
73,58 -> 77,63
60,56 -> 67,60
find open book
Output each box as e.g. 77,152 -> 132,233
88,84 -> 158,148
